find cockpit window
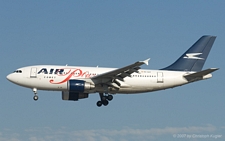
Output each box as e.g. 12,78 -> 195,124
14,70 -> 22,73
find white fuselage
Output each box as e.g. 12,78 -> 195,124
6,35 -> 217,107
6,65 -> 203,95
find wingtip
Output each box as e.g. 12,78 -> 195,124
211,68 -> 219,71
143,58 -> 150,65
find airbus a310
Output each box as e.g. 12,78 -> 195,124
7,35 -> 218,107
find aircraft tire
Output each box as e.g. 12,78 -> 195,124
102,100 -> 109,106
33,95 -> 38,101
107,95 -> 113,101
97,101 -> 102,107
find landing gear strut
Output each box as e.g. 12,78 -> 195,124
32,88 -> 38,101
96,93 -> 113,107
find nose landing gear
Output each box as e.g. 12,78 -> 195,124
32,88 -> 38,101
96,93 -> 113,107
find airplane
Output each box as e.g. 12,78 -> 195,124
6,35 -> 218,107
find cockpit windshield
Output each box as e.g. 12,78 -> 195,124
14,70 -> 22,73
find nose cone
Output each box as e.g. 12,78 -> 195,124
6,73 -> 17,83
7,72 -> 27,87
6,74 -> 12,81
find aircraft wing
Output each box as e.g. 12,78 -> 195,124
91,58 -> 150,87
183,68 -> 219,81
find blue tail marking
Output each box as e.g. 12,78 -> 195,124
161,35 -> 216,72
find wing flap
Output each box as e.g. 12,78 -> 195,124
92,58 -> 150,85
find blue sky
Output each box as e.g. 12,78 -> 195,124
0,1 -> 225,141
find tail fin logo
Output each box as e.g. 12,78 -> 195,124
183,53 -> 204,60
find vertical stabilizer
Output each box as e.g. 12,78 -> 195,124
161,35 -> 216,71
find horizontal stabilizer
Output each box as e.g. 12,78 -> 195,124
184,68 -> 218,81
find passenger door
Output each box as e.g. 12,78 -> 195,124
30,68 -> 37,78
157,72 -> 163,83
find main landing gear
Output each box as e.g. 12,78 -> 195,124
32,88 -> 38,101
96,93 -> 113,107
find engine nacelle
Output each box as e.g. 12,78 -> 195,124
62,91 -> 88,101
68,80 -> 95,92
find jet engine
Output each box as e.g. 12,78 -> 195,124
62,80 -> 95,101
67,80 -> 95,92
62,91 -> 88,101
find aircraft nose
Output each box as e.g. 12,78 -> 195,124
6,74 -> 12,81
6,73 -> 16,83
7,73 -> 23,85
